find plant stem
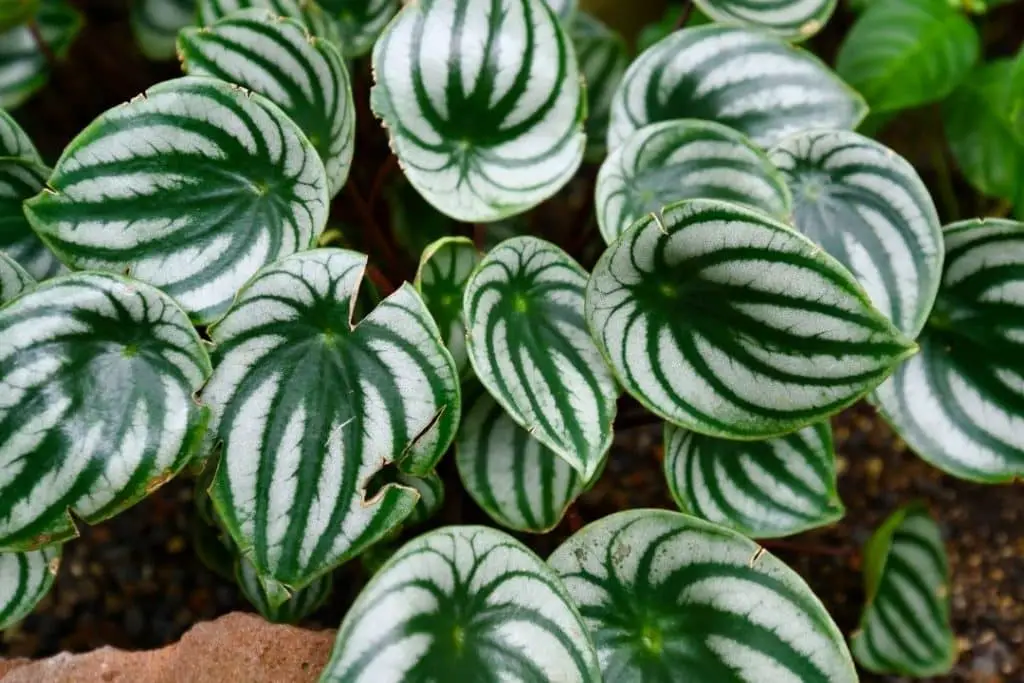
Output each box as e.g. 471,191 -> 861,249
473,223 -> 486,251
367,155 -> 398,214
674,0 -> 694,29
27,18 -> 57,70
929,135 -> 960,222
345,179 -> 404,282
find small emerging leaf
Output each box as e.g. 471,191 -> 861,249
0,158 -> 61,279
236,554 -> 332,624
0,250 -> 33,302
0,107 -> 40,161
396,470 -> 444,527
414,236 -> 480,377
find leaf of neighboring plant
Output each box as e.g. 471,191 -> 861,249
851,503 -> 955,676
131,0 -> 195,60
319,526 -> 601,682
0,273 -> 212,550
414,236 -> 480,377
396,470 -> 444,527
663,421 -> 844,538
317,0 -> 397,57
836,0 -> 979,114
371,0 -> 585,222
24,76 -> 329,326
0,251 -> 33,302
0,158 -> 61,279
693,0 -> 836,41
944,59 -> 1023,208
548,509 -> 858,682
596,119 -> 792,245
0,0 -> 82,110
874,218 -> 1024,482
0,545 -> 59,629
236,554 -> 332,624
179,9 -> 355,198
608,25 -> 866,151
464,237 -> 617,480
0,0 -> 40,33
0,108 -> 40,161
571,11 -> 626,162
202,249 -> 460,594
586,199 -> 917,439
770,130 -> 944,338
196,0 -> 343,46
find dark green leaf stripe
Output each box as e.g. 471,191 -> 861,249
0,107 -> 40,161
0,0 -> 82,110
0,248 -> 32,302
0,158 -> 61,279
596,119 -> 792,245
770,129 -> 943,337
396,470 -> 444,527
320,526 -> 601,682
585,199 -> 916,438
371,0 -> 586,222
0,545 -> 59,629
664,421 -> 843,538
179,9 -> 355,197
693,0 -> 836,41
571,11 -> 626,161
548,509 -> 857,682
197,0 -> 343,46
464,237 -> 617,479
237,554 -> 332,624
851,504 -> 955,676
131,0 -> 196,61
545,0 -> 574,20
202,249 -> 460,592
24,76 -> 329,325
0,272 -> 212,550
414,236 -> 480,377
607,25 -> 867,150
874,218 -> 1024,482
318,0 -> 397,58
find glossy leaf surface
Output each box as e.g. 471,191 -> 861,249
414,236 -> 480,377
131,0 -> 195,60
0,545 -> 59,629
693,0 -> 836,41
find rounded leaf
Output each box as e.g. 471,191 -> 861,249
597,119 -> 792,245
0,545 -> 59,630
318,0 -> 397,58
464,236 -> 618,480
693,0 -> 835,41
0,250 -> 32,302
607,25 -> 867,151
0,272 -> 212,550
548,509 -> 857,682
320,525 -> 601,682
571,11 -> 627,162
371,0 -> 586,222
0,107 -> 41,161
0,0 -> 82,110
197,0 -> 342,45
0,158 -> 60,279
24,76 -> 329,325
131,0 -> 196,61
414,236 -> 480,377
585,199 -> 917,439
236,553 -> 332,624
396,470 -> 444,526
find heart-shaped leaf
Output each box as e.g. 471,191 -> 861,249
586,199 -> 916,438
24,76 -> 329,325
414,236 -> 480,378
371,0 -> 586,222
178,9 -> 355,198
0,108 -> 40,161
693,0 -> 836,41
874,218 -> 1024,482
202,249 -> 460,593
664,421 -> 844,538
131,0 -> 195,61
464,236 -> 617,480
0,251 -> 32,302
596,119 -> 792,245
317,0 -> 397,57
0,0 -> 82,110
319,525 -> 601,682
770,129 -> 943,338
851,503 -> 955,677
0,272 -> 212,550
548,509 -> 858,682
236,554 -> 332,624
0,158 -> 60,279
571,11 -> 627,162
607,25 -> 866,151
397,470 -> 444,527
197,0 -> 342,45
0,545 -> 59,629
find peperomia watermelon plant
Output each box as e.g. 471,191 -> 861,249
0,0 -> 1021,680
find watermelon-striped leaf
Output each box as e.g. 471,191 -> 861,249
201,248 -> 460,594
397,470 -> 444,527
0,545 -> 60,629
414,236 -> 480,378
596,119 -> 792,245
0,107 -> 40,161
464,236 -> 617,480
545,0 -> 574,20
131,0 -> 196,60
874,218 -> 1024,482
585,199 -> 917,439
664,421 -> 844,538
236,554 -> 332,624
850,503 -> 955,677
0,158 -> 60,279
571,11 -> 627,162
178,9 -> 355,198
371,0 -> 586,222
547,509 -> 858,682
0,272 -> 212,550
24,76 -> 329,326
693,0 -> 835,41
770,130 -> 943,338
0,0 -> 82,110
0,250 -> 33,302
607,25 -> 867,151
319,525 -> 601,682
196,0 -> 342,45
317,0 -> 397,58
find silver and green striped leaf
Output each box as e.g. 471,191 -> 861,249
196,0 -> 343,45
607,25 -> 867,151
548,509 -> 858,682
851,503 -> 955,677
371,0 -> 586,222
464,236 -> 617,480
0,107 -> 40,161
571,11 -> 627,162
24,76 -> 329,325
596,119 -> 792,245
770,129 -> 943,338
0,272 -> 212,550
396,470 -> 444,527
0,545 -> 59,630
0,250 -> 32,302
664,421 -> 844,538
0,0 -> 82,110
131,0 -> 196,60
0,158 -> 60,279
178,9 -> 355,198
544,0 -> 574,21
585,199 -> 916,439
874,218 -> 1024,482
414,236 -> 480,378
202,248 -> 460,594
692,0 -> 836,41
317,0 -> 397,58
236,554 -> 332,624
320,525 -> 601,682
